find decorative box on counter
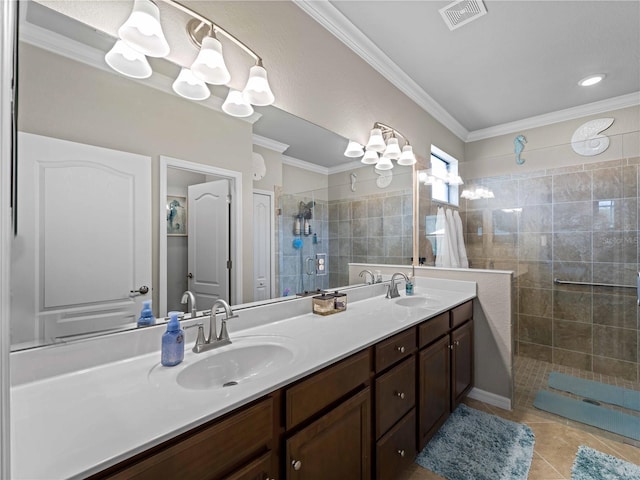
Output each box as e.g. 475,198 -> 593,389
312,291 -> 348,315
333,291 -> 347,312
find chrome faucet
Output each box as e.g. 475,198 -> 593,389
191,299 -> 237,353
386,272 -> 409,299
180,290 -> 197,318
359,269 -> 375,285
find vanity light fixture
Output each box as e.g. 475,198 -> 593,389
578,74 -> 606,87
118,0 -> 170,58
358,122 -> 416,169
419,169 -> 464,186
344,140 -> 365,158
460,186 -> 493,200
172,67 -> 210,101
105,0 -> 275,115
104,39 -> 152,79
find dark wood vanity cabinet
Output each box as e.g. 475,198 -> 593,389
374,330 -> 417,480
417,301 -> 474,450
283,350 -> 371,480
92,299 -> 474,480
90,396 -> 276,480
285,387 -> 371,480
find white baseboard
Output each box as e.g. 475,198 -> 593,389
468,387 -> 512,410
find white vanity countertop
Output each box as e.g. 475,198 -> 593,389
11,279 -> 476,479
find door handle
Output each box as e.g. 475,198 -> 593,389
130,285 -> 149,295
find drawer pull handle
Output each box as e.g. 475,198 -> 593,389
395,391 -> 406,400
397,449 -> 406,457
396,346 -> 406,353
455,340 -> 460,346
291,460 -> 302,471
448,344 -> 454,350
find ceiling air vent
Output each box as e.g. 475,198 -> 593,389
439,0 -> 487,31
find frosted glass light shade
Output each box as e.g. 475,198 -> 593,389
448,174 -> 464,185
222,89 -> 254,117
191,36 -> 231,85
118,0 -> 170,58
105,40 -> 152,79
243,65 -> 275,106
361,149 -> 379,165
172,68 -> 210,101
397,145 -> 416,166
366,128 -> 386,153
382,137 -> 401,160
375,156 -> 394,170
344,141 -> 364,158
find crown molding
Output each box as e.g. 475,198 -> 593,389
466,91 -> 640,142
327,159 -> 368,175
295,1 -> 640,145
252,134 -> 289,153
19,21 -> 262,124
282,154 -> 329,175
294,0 -> 469,141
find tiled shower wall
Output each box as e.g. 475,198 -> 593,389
460,157 -> 639,382
277,194 -> 329,296
328,190 -> 413,287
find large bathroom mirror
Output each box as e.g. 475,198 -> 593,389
11,1 -> 414,350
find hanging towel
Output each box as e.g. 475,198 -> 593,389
435,207 -> 446,267
445,208 -> 460,268
454,210 -> 469,268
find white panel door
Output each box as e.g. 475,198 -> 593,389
12,133 -> 152,344
253,192 -> 272,301
187,180 -> 229,309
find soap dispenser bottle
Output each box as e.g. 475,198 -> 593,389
405,272 -> 414,296
161,311 -> 184,367
137,300 -> 156,327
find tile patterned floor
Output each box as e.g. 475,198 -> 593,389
407,356 -> 640,479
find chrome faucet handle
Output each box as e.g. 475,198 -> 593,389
185,323 -> 206,353
217,314 -> 238,342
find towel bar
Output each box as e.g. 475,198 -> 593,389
553,278 -> 635,289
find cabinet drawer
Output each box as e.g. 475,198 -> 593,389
375,328 -> 416,372
286,350 -> 370,429
375,356 -> 415,438
103,397 -> 273,480
376,409 -> 417,480
225,452 -> 273,480
451,300 -> 473,328
418,312 -> 449,348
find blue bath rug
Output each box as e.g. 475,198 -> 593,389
534,390 -> 640,441
572,445 -> 640,480
415,404 -> 535,480
549,372 -> 640,412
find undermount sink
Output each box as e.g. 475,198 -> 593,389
395,295 -> 442,309
149,336 -> 298,391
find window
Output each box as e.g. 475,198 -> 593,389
430,145 -> 459,206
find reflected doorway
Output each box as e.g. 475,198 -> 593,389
159,156 -> 241,316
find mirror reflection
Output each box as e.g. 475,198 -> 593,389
12,1 -> 414,350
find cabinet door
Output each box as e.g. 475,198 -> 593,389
376,409 -> 416,480
286,388 -> 371,480
417,335 -> 451,450
451,320 -> 473,409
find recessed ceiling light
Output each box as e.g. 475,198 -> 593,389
578,74 -> 606,87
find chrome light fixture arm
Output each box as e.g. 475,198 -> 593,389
373,122 -> 411,148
